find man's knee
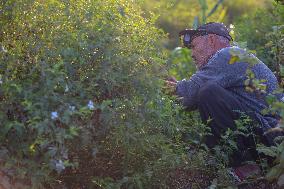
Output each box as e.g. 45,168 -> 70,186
198,82 -> 222,102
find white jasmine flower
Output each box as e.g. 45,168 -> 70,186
51,111 -> 58,120
92,147 -> 98,157
1,46 -> 7,53
55,159 -> 65,173
65,85 -> 69,92
87,100 -> 94,110
69,105 -> 75,112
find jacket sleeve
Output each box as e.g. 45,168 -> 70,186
175,48 -> 232,110
176,74 -> 205,111
175,69 -> 219,110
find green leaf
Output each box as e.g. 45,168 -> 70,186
257,145 -> 278,157
266,165 -> 282,181
277,174 -> 284,187
229,56 -> 239,64
279,150 -> 284,168
68,126 -> 79,137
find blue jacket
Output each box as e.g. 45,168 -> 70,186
176,46 -> 282,131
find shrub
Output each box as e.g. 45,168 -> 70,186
0,0 -> 194,188
234,2 -> 284,77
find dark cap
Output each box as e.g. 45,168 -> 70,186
179,22 -> 232,48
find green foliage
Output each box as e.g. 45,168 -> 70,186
232,3 -> 284,188
166,47 -> 196,80
265,24 -> 284,82
257,137 -> 284,187
142,0 -> 270,49
234,2 -> 284,77
0,0 -> 196,188
0,0 -> 283,188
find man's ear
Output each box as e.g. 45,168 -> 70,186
208,34 -> 215,45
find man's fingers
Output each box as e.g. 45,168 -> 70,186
164,80 -> 177,86
162,79 -> 178,96
166,76 -> 177,83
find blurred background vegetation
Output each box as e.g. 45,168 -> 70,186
142,0 -> 271,49
144,0 -> 284,81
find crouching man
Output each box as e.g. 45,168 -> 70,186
166,22 -> 284,167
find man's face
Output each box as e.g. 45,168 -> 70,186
190,35 -> 215,69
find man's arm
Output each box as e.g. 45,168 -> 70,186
176,74 -> 204,111
163,75 -> 202,110
174,47 -> 232,110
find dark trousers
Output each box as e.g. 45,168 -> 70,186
197,82 -> 258,166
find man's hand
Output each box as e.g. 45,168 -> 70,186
163,76 -> 177,95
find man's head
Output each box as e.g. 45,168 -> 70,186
179,22 -> 232,68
